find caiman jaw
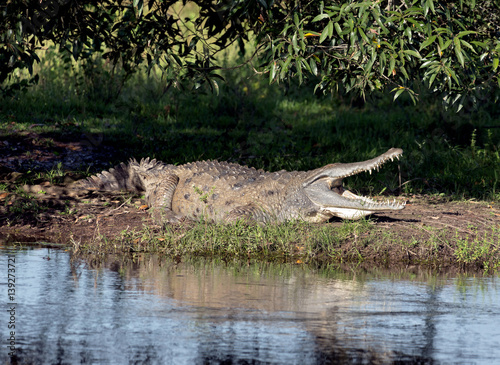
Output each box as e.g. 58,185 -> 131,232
321,187 -> 406,220
303,148 -> 406,220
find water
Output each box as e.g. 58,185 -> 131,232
1,246 -> 499,364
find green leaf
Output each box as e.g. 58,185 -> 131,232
379,52 -> 386,74
269,61 -> 276,83
493,58 -> 499,71
309,57 -> 318,76
380,41 -> 395,51
457,30 -> 476,38
420,59 -> 437,68
460,40 -> 476,54
393,88 -> 405,101
319,22 -> 332,44
358,27 -> 370,44
292,32 -> 299,53
454,38 -> 464,67
280,57 -> 292,79
372,9 -> 388,34
389,56 -> 396,76
312,14 -> 330,22
296,60 -> 303,84
420,35 -> 437,51
326,21 -> 333,38
403,49 -> 422,58
365,53 -> 376,75
134,0 -> 143,17
301,58 -> 311,73
434,28 -> 452,36
172,54 -> 183,66
300,39 -> 306,52
347,17 -> 354,32
350,31 -> 356,48
448,68 -> 460,85
210,79 -> 219,95
334,22 -> 343,38
400,65 -> 409,79
428,70 -> 438,87
455,48 -> 465,67
453,36 -> 462,52
424,0 -> 435,16
441,38 -> 453,52
404,26 -> 412,42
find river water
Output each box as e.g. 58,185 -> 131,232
1,246 -> 499,364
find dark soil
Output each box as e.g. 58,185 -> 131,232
1,132 -> 499,269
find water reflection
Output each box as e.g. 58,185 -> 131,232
0,247 -> 498,364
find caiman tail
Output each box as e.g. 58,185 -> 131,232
80,158 -> 167,193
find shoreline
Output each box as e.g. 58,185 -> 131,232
1,183 -> 498,272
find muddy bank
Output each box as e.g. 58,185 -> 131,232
0,130 -> 498,269
1,173 -> 498,271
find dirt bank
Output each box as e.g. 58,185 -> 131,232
1,175 -> 498,269
0,131 -> 498,270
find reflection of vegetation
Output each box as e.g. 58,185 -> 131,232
69,250 -> 491,291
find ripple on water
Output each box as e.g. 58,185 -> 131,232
0,247 -> 498,364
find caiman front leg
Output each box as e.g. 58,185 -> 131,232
139,172 -> 183,224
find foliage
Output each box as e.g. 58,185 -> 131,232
0,0 -> 254,96
259,0 -> 500,110
2,1 -> 500,109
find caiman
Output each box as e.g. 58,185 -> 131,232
80,148 -> 406,224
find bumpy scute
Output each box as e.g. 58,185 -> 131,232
79,150 -> 405,224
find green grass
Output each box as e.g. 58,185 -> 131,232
69,217 -> 500,272
454,226 -> 500,272
75,218 -> 371,259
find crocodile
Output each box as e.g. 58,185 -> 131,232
80,148 -> 406,224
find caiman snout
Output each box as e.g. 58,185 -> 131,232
303,148 -> 406,220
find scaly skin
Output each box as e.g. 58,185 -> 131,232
80,148 -> 406,224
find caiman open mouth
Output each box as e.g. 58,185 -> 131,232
303,148 -> 406,220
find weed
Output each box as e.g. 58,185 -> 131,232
454,227 -> 500,269
45,162 -> 65,184
8,199 -> 46,215
193,185 -> 215,204
58,202 -> 76,215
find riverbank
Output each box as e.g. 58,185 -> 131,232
1,173 -> 498,272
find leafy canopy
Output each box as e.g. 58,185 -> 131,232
2,0 -> 500,110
